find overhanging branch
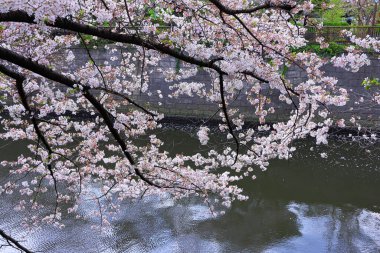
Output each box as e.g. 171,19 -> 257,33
0,10 -> 267,83
0,47 -> 158,186
0,228 -> 33,253
208,0 -> 295,14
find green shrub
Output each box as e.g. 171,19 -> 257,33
362,78 -> 380,90
292,42 -> 346,57
321,0 -> 346,24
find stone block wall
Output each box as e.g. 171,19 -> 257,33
57,47 -> 380,125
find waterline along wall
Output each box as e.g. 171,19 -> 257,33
58,47 -> 380,126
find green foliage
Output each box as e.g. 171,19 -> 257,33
312,0 -> 347,25
79,34 -> 112,48
322,0 -> 346,24
175,59 -> 181,74
311,0 -> 325,10
148,9 -> 159,20
280,65 -> 289,78
67,87 -> 81,95
78,9 -> 85,18
146,7 -> 173,26
292,42 -> 346,57
102,21 -> 110,27
362,78 -> 380,90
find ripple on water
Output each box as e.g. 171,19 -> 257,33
357,210 -> 380,248
188,205 -> 214,222
151,234 -> 222,253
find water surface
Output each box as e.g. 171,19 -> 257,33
0,126 -> 380,253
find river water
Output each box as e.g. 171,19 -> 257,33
1,126 -> 380,253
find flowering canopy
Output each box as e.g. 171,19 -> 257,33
0,0 -> 379,236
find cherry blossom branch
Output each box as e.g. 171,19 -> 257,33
99,0 -> 110,10
139,47 -> 146,93
219,74 -> 240,164
78,33 -> 108,89
0,10 -> 268,83
92,87 -> 157,117
0,48 -> 131,157
0,11 -> 225,72
211,4 -> 313,76
0,7 -> 324,93
0,64 -> 61,217
0,47 -> 158,187
241,71 -> 269,83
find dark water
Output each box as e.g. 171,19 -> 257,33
1,127 -> 380,253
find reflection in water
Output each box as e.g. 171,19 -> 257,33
0,128 -> 380,252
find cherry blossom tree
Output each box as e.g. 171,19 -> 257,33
0,0 -> 379,251
345,0 -> 379,25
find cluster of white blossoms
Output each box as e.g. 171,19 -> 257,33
0,0 -> 378,227
332,51 -> 370,72
342,30 -> 380,55
197,126 -> 210,145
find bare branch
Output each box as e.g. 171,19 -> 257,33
219,74 -> 240,164
0,229 -> 33,253
208,0 -> 294,14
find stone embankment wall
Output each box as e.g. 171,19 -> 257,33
287,59 -> 380,127
66,47 -> 380,126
